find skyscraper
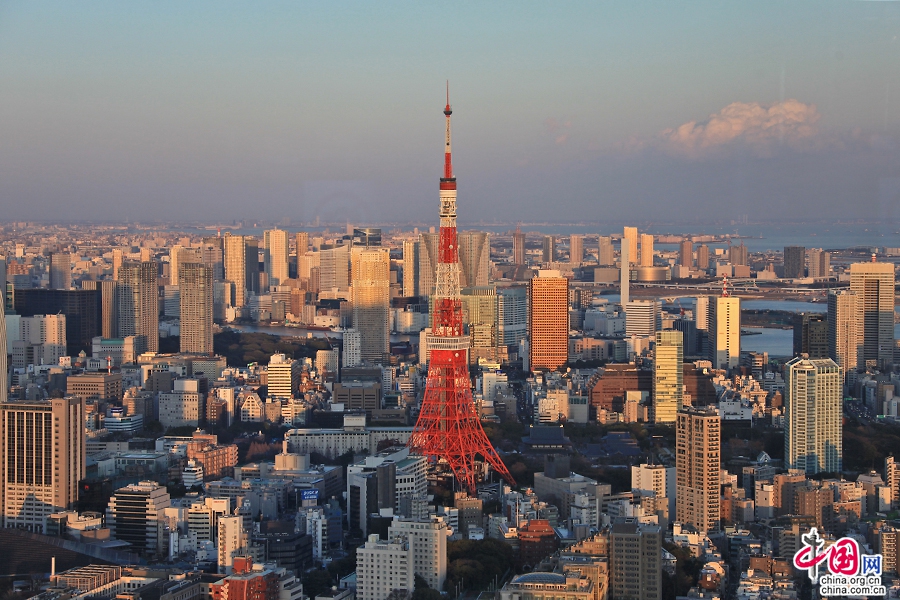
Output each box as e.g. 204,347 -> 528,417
729,243 -> 748,267
849,261 -> 896,370
296,231 -> 309,257
676,406 -> 721,533
50,252 -> 71,290
569,234 -> 583,265
639,233 -> 654,267
498,285 -> 528,347
112,248 -> 124,280
117,262 -> 159,352
784,357 -> 842,474
351,247 -> 390,365
402,239 -> 420,297
82,280 -> 118,339
542,235 -> 556,264
709,295 -> 740,370
319,244 -> 350,292
224,234 -> 259,308
783,246 -> 806,279
625,300 -> 659,338
528,270 -> 569,371
597,236 -> 614,266
696,244 -> 710,271
416,232 -> 441,300
180,263 -> 213,355
610,520 -> 662,600
792,313 -> 828,358
512,227 -> 526,266
0,296 -> 6,402
263,228 -> 289,289
679,239 -> 693,267
827,289 -> 858,389
623,227 -> 638,265
457,231 -> 490,287
1,396 -> 86,532
653,330 -> 683,424
620,242 -> 630,306
462,286 -> 499,364
200,236 -> 225,281
808,248 -> 830,278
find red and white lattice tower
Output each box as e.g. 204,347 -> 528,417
407,90 -> 515,493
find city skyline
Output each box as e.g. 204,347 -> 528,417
5,3 -> 900,223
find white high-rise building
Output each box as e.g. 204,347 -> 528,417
849,261 -> 896,370
631,463 -> 676,519
267,353 -> 299,399
785,357 -> 842,475
217,515 -> 248,574
357,534 -> 415,600
625,300 -> 659,338
388,516 -> 450,591
264,229 -> 289,289
320,244 -> 350,292
351,248 -> 390,365
343,329 -> 362,368
498,285 -> 528,347
694,296 -> 709,331
652,330 -> 683,424
709,296 -> 740,370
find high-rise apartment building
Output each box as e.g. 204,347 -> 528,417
632,464 -> 676,519
218,515 -> 248,574
357,534 -> 415,600
50,252 -> 71,290
117,262 -> 159,352
107,481 -> 171,557
696,244 -> 710,271
653,330 -> 683,424
263,229 -> 289,289
513,228 -> 526,266
729,243 -> 749,267
342,329 -> 362,368
112,248 -> 124,281
81,280 -> 118,338
783,246 -> 806,279
224,234 -> 259,308
180,263 -> 213,355
387,517 -> 449,591
200,237 -> 225,281
542,235 -> 556,264
0,396 -> 85,532
849,261 -> 896,370
351,248 -> 390,365
498,285 -> 528,347
569,234 -> 583,265
598,236 -> 614,266
679,239 -> 693,267
296,231 -> 309,257
792,313 -> 827,359
610,519 -> 662,600
639,233 -> 654,267
625,300 -> 659,338
623,227 -> 638,265
784,357 -> 842,474
458,231 -> 490,288
402,240 -> 420,297
709,296 -> 740,370
676,406 -> 721,533
808,248 -> 831,278
694,296 -> 709,332
528,270 -> 568,371
267,353 -> 299,399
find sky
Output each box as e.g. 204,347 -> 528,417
3,1 -> 900,225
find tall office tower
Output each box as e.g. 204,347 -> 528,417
416,232 -> 441,300
117,262 -> 159,352
112,248 -> 124,280
808,248 -> 831,278
542,235 -> 556,263
263,228 -> 289,289
696,244 -> 710,270
625,300 -> 659,338
461,286 -> 499,363
458,231 -> 490,287
784,357 -> 842,474
610,520 -> 662,600
342,328 -> 362,367
729,243 -> 749,267
850,261 -> 896,370
639,233 -> 654,267
679,239 -> 693,267
200,236 -> 225,280
295,231 -> 309,258
267,353 -> 299,399
50,252 -> 71,290
320,244 -> 351,292
402,240 -> 420,297
388,517 -> 449,591
512,226 -> 526,265
498,285 -> 528,346
709,295 -> 740,370
828,290 -> 858,389
623,227 -> 638,265
694,296 -> 710,331
676,406 -> 721,533
223,234 -> 257,308
528,270 -> 569,371
351,248 -> 391,365
598,236 -> 614,266
783,246 -> 806,279
82,280 -> 118,338
792,313 -> 827,358
408,97 -> 514,493
179,263 -> 213,355
107,481 -> 171,557
569,234 -> 584,265
652,330 -> 683,424
620,242 -> 630,306
0,396 -> 85,532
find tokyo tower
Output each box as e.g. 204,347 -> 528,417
407,90 -> 515,493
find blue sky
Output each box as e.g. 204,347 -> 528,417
2,1 -> 900,223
